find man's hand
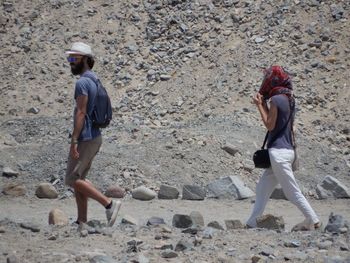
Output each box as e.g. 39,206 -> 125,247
70,143 -> 79,159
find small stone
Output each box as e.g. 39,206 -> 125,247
203,227 -> 215,239
121,215 -> 138,225
225,219 -> 244,230
48,208 -> 68,226
256,214 -> 285,230
132,186 -> 156,201
158,185 -> 179,200
182,185 -> 206,200
2,167 -> 19,177
2,183 -> 26,196
222,144 -> 239,156
27,107 -> 40,114
35,183 -> 58,199
89,255 -> 115,263
160,74 -> 171,81
252,255 -> 263,263
104,185 -> 125,198
284,240 -> 301,248
255,37 -> 265,43
20,222 -> 40,232
161,250 -> 178,258
190,211 -> 204,227
270,187 -> 287,200
172,214 -> 193,228
80,230 -> 88,237
6,255 -> 19,263
175,239 -> 193,252
317,240 -> 333,250
207,221 -> 224,230
147,216 -> 166,226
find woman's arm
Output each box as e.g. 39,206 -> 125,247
253,93 -> 278,131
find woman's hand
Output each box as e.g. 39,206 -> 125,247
252,93 -> 263,106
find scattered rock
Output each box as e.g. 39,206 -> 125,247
175,239 -> 193,252
190,211 -> 204,226
161,250 -> 178,258
35,183 -> 58,199
225,219 -> 244,230
316,176 -> 350,199
270,186 -> 287,200
207,221 -> 224,230
158,184 -> 179,199
132,186 -> 156,201
147,216 -> 166,226
2,167 -> 19,177
222,144 -> 239,156
325,213 -> 349,233
20,222 -> 40,232
6,255 -> 19,263
48,208 -> 68,226
256,214 -> 285,231
172,214 -> 193,228
182,185 -> 206,200
2,183 -> 26,196
89,255 -> 116,263
121,215 -> 138,225
207,176 -> 255,200
104,185 -> 125,198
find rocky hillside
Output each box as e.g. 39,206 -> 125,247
0,0 -> 349,193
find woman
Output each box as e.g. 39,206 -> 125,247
246,65 -> 321,231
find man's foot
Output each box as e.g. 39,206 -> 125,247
105,200 -> 121,227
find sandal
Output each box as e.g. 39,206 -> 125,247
291,220 -> 322,232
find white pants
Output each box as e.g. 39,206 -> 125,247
246,148 -> 319,227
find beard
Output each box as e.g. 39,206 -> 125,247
70,60 -> 84,75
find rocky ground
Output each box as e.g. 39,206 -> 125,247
1,0 -> 350,262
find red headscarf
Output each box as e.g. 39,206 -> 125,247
259,66 -> 292,99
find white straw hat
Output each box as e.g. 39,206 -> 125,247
66,42 -> 93,57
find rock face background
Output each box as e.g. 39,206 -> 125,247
0,0 -> 350,262
1,0 -> 349,198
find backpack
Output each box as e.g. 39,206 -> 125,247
84,74 -> 112,128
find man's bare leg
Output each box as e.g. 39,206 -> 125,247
75,190 -> 88,223
73,179 -> 110,207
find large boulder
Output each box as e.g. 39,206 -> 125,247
207,176 -> 254,200
316,176 -> 350,199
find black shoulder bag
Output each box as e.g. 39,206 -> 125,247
253,101 -> 295,169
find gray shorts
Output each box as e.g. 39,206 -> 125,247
65,136 -> 102,187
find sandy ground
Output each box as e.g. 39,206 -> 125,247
1,196 -> 350,263
2,196 -> 350,232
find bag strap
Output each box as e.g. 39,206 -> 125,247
83,73 -> 100,117
261,98 -> 295,149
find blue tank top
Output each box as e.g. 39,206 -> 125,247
267,95 -> 294,149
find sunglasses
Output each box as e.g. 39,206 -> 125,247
67,56 -> 82,63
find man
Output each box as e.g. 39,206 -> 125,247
65,42 -> 120,226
